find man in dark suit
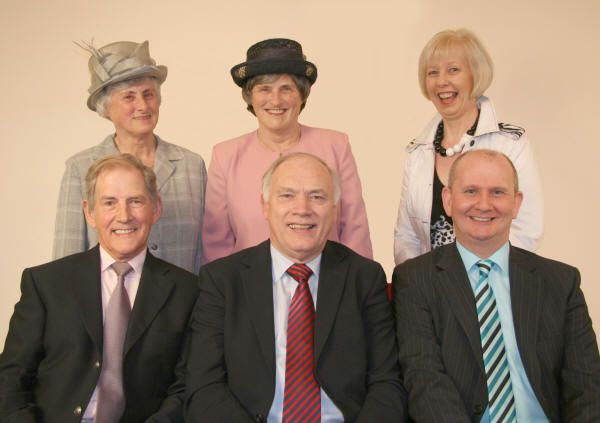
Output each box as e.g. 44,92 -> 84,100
0,154 -> 198,423
185,152 -> 407,422
393,149 -> 600,422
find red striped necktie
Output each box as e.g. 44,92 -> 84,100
282,263 -> 321,423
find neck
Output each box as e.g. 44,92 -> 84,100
257,123 -> 301,152
113,132 -> 157,167
442,104 -> 479,148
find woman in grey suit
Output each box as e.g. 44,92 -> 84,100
53,40 -> 206,274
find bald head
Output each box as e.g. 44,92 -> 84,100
447,149 -> 519,193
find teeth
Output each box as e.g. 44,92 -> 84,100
289,224 -> 314,229
471,217 -> 491,222
114,229 -> 135,234
438,93 -> 455,99
268,109 -> 285,114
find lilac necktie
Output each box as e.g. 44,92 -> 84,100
96,262 -> 132,423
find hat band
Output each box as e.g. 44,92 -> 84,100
247,47 -> 303,62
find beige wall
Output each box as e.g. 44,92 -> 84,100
1,0 -> 598,347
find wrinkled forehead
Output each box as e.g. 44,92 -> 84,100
271,157 -> 333,190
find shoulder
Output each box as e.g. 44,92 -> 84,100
510,246 -> 578,277
24,249 -> 98,285
64,135 -> 116,167
213,130 -> 257,153
147,253 -> 199,287
155,135 -> 206,167
301,125 -> 350,147
477,97 -> 525,141
201,241 -> 270,277
323,241 -> 382,273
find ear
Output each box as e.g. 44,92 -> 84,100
441,186 -> 453,217
512,191 -> 524,219
152,195 -> 163,224
83,200 -> 98,229
261,194 -> 269,220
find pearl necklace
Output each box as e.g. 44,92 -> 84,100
433,110 -> 480,157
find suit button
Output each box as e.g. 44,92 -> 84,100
473,404 -> 484,414
73,406 -> 82,415
94,360 -> 101,368
254,413 -> 264,422
150,243 -> 158,251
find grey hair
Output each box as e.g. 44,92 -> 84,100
95,76 -> 162,119
448,149 -> 519,193
262,152 -> 341,204
242,73 -> 311,115
85,153 -> 159,208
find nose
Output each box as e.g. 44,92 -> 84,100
476,192 -> 492,211
436,70 -> 448,86
116,202 -> 132,222
292,195 -> 311,215
134,94 -> 149,111
269,89 -> 283,106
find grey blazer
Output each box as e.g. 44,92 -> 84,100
52,135 -> 206,274
393,243 -> 600,423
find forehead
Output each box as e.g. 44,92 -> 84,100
255,73 -> 296,87
96,165 -> 147,192
454,154 -> 514,187
428,43 -> 468,65
271,157 -> 332,190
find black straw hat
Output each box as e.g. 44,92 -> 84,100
231,38 -> 317,87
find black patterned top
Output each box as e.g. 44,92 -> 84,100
430,169 -> 455,249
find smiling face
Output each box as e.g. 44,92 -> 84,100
425,45 -> 478,122
83,165 -> 161,261
442,152 -> 523,258
262,155 -> 337,263
107,78 -> 159,138
251,74 -> 303,134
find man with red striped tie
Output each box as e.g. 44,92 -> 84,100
185,152 -> 407,422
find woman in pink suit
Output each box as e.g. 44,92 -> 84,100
202,38 -> 372,263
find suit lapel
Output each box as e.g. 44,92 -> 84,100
70,246 -> 104,352
124,252 -> 175,355
314,242 -> 348,362
435,244 -> 486,374
509,247 -> 543,395
153,137 -> 180,191
241,242 -> 276,374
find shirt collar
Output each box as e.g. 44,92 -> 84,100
456,240 -> 510,274
270,244 -> 322,281
99,246 -> 147,276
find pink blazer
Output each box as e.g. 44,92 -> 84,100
202,125 -> 373,263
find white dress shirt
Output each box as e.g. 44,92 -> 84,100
267,245 -> 344,423
82,247 -> 146,422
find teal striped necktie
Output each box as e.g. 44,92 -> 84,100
476,259 -> 516,423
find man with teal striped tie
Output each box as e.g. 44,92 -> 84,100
393,149 -> 600,422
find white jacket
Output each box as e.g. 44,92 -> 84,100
393,96 -> 543,264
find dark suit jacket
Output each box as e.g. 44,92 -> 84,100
185,240 -> 407,422
0,246 -> 198,423
392,243 -> 600,423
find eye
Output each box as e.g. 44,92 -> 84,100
464,188 -> 476,195
448,67 -> 460,73
129,198 -> 145,207
427,69 -> 439,76
102,199 -> 116,208
143,91 -> 154,98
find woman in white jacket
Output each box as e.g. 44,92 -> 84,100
393,29 -> 543,265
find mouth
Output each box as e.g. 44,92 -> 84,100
437,92 -> 457,103
470,216 -> 493,222
133,115 -> 152,120
288,224 -> 315,230
266,108 -> 286,115
113,228 -> 137,235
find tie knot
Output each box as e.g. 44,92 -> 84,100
476,259 -> 493,276
111,262 -> 133,278
287,263 -> 313,284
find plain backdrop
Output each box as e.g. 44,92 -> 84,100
1,0 -> 598,348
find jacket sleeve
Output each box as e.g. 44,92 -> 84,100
392,264 -> 472,423
393,152 -> 424,265
201,146 -> 236,265
184,267 -> 254,422
0,269 -> 46,423
506,133 -> 543,251
559,267 -> 600,422
52,159 -> 87,259
335,135 -> 373,259
355,264 -> 408,422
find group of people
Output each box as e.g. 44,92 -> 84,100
0,29 -> 598,423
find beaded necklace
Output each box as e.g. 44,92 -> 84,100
433,109 -> 480,157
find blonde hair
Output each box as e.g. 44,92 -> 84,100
418,28 -> 494,100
